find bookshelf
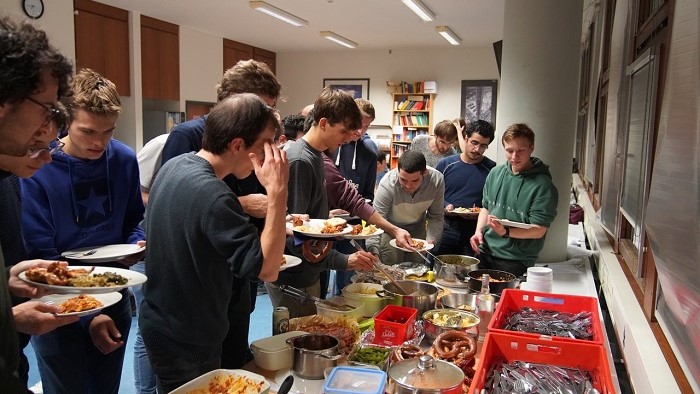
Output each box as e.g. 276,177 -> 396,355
390,92 -> 436,168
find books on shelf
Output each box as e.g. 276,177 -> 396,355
393,97 -> 430,111
386,80 -> 438,94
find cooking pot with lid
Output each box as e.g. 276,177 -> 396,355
387,354 -> 464,393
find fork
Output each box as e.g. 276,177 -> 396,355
64,249 -> 97,257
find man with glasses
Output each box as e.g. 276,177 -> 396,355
434,119 -> 496,257
410,120 -> 458,168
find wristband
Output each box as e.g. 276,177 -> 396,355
503,227 -> 510,238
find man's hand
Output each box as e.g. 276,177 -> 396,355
120,240 -> 147,266
486,215 -> 507,237
250,142 -> 289,197
13,301 -> 79,335
445,204 -> 454,212
239,194 -> 269,218
392,228 -> 414,251
329,209 -> 350,217
469,232 -> 483,255
9,260 -> 68,298
347,251 -> 378,271
89,314 -> 124,354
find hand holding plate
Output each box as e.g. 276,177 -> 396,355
12,300 -> 79,335
9,259 -> 68,298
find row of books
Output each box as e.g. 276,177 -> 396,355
388,81 -> 437,93
394,96 -> 431,111
392,127 -> 427,141
392,144 -> 409,157
394,114 -> 428,127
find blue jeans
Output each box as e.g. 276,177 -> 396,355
132,261 -> 157,394
32,289 -> 132,394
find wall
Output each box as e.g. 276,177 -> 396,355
179,26 -> 221,108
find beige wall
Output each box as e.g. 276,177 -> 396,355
179,26 -> 222,108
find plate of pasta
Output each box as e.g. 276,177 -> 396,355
39,292 -> 123,317
170,369 -> 269,394
342,224 -> 384,240
389,238 -> 434,253
289,218 -> 353,238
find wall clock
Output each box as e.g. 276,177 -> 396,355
23,0 -> 45,19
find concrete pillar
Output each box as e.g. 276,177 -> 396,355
496,0 -> 583,263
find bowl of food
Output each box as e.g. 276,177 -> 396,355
316,296 -> 365,321
347,344 -> 392,370
422,308 -> 480,340
439,293 -> 478,312
341,283 -> 388,317
466,269 -> 519,294
434,255 -> 479,287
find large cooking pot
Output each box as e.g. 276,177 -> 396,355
433,255 -> 479,286
467,269 -> 519,294
378,281 -> 438,316
285,334 -> 342,379
387,354 -> 464,393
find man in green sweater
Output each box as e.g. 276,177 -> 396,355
470,123 -> 558,276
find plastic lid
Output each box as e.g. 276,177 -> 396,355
250,330 -> 307,353
388,355 -> 464,390
323,366 -> 387,394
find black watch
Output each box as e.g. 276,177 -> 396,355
503,227 -> 510,238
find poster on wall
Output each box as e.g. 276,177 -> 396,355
461,80 -> 498,125
323,78 -> 370,100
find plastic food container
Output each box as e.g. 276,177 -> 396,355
323,366 -> 387,394
316,296 -> 365,321
170,369 -> 270,394
249,330 -> 307,371
373,305 -> 417,346
342,283 -> 388,317
347,343 -> 392,370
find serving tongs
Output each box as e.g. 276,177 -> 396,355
278,284 -> 354,311
348,238 -> 411,295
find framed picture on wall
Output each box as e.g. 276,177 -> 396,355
461,80 -> 498,125
323,78 -> 370,100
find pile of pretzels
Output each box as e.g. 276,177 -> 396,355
428,330 -> 477,387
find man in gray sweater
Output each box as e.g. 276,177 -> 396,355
367,150 -> 445,265
140,94 -> 289,392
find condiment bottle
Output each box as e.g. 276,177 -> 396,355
476,274 -> 494,342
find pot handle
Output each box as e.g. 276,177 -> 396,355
375,290 -> 394,299
315,353 -> 343,361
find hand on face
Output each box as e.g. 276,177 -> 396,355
250,141 -> 289,196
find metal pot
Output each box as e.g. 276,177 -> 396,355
285,334 -> 342,379
422,309 -> 480,341
467,269 -> 519,294
434,255 -> 479,285
387,354 -> 464,393
378,281 -> 438,316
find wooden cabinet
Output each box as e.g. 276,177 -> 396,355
390,93 -> 436,168
141,16 -> 179,101
223,39 -> 276,74
74,0 -> 130,96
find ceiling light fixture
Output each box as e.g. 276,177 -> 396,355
249,1 -> 308,27
401,0 -> 435,22
320,31 -> 358,49
436,26 -> 462,45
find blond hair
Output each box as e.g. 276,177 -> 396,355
67,68 -> 121,120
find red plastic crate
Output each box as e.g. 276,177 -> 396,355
469,332 -> 615,394
488,289 -> 604,345
373,305 -> 417,346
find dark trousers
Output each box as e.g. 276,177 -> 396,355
220,278 -> 252,369
478,252 -> 528,276
32,290 -> 132,394
434,217 -> 478,257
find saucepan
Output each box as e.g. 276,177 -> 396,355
285,334 -> 342,379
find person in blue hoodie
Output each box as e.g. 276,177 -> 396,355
21,69 -> 145,394
470,123 -> 558,276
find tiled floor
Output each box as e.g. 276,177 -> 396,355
25,293 -> 274,394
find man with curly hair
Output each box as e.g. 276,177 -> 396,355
0,16 -> 74,392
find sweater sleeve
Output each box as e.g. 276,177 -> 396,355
122,158 -> 146,244
324,156 -> 375,220
425,173 -> 445,244
21,178 -> 61,260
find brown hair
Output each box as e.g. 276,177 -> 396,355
312,87 -> 362,131
216,60 -> 281,103
66,69 -> 121,121
433,120 -> 457,141
355,98 -> 375,120
502,123 -> 535,146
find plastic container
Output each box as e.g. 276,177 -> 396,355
323,366 -> 387,394
342,283 -> 388,317
316,296 -> 365,321
469,332 -> 614,394
489,289 -> 604,345
347,343 -> 392,370
372,305 -> 417,346
249,330 -> 307,371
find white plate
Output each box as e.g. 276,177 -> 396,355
38,292 -> 123,317
171,369 -> 270,394
495,219 -> 535,229
446,208 -> 480,218
389,238 -> 434,253
342,227 -> 385,240
61,244 -> 145,264
19,266 -> 147,294
290,219 -> 353,238
280,254 -> 302,271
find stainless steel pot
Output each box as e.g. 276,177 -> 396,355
285,334 -> 342,379
434,255 -> 479,284
387,354 -> 464,393
378,281 -> 438,316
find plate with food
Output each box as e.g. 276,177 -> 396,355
61,244 -> 145,264
280,254 -> 302,271
342,224 -> 384,240
495,219 -> 535,229
290,218 -> 353,238
39,292 -> 123,317
446,206 -> 481,218
19,263 -> 147,294
170,369 -> 270,394
389,238 -> 434,253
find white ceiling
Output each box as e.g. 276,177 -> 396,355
95,0 -> 506,52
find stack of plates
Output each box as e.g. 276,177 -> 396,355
522,267 -> 553,293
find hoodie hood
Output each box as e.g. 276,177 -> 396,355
332,135 -> 379,200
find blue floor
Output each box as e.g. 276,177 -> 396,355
25,293 -> 274,394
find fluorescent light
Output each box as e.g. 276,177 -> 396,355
320,31 -> 358,49
249,1 -> 308,27
401,0 -> 435,22
436,26 -> 462,45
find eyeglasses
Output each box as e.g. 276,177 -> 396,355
25,97 -> 60,127
28,139 -> 65,159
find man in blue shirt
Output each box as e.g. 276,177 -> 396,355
434,120 -> 495,257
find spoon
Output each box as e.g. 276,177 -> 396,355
348,239 -> 410,295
